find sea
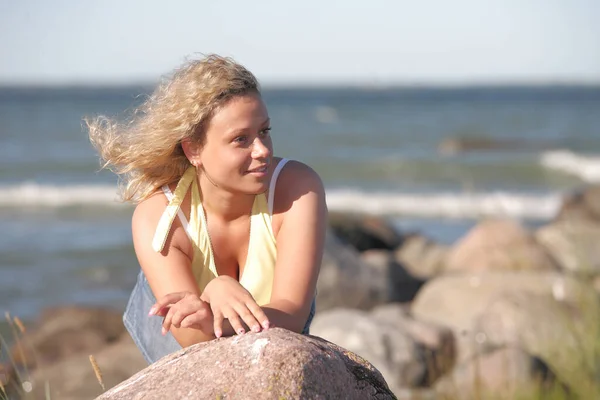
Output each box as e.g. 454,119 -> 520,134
0,85 -> 599,330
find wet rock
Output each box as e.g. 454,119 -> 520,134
96,328 -> 396,400
329,212 -> 405,252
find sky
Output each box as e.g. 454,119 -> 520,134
0,0 -> 599,86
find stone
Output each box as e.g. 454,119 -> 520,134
435,347 -> 547,400
370,303 -> 455,385
445,219 -> 559,273
394,234 -> 448,280
316,231 -> 390,312
411,271 -> 597,363
96,328 -> 396,400
361,250 -> 425,303
536,220 -> 600,276
555,185 -> 600,223
11,306 -> 125,368
474,291 -> 600,398
309,308 -> 426,394
328,212 -> 405,252
23,334 -> 146,400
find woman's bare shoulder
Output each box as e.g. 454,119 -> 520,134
132,190 -> 169,232
273,160 -> 325,214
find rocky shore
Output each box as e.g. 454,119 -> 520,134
2,185 -> 599,399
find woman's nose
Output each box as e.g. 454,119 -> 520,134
252,137 -> 271,158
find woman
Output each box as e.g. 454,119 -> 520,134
87,54 -> 327,364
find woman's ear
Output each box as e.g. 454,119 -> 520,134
181,139 -> 202,167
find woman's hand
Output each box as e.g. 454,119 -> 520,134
149,292 -> 213,336
201,276 -> 270,338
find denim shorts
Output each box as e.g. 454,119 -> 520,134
123,269 -> 316,364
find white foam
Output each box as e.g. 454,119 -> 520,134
540,150 -> 600,183
0,182 -> 562,220
326,189 -> 562,220
0,182 -> 124,207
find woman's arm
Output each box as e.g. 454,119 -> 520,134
132,193 -> 219,347
264,161 -> 328,332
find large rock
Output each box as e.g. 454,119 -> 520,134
23,334 -> 146,400
361,250 -> 425,303
310,305 -> 455,394
536,220 -> 600,277
309,308 -> 426,393
96,328 -> 396,400
4,306 -> 128,397
370,304 -> 455,385
555,185 -> 600,223
394,234 -> 449,280
328,212 -> 405,252
411,271 -> 597,363
474,291 -> 600,398
445,219 -> 559,273
316,231 -> 391,312
435,347 -> 549,400
11,306 -> 125,368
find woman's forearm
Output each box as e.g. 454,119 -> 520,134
172,318 -> 236,347
173,301 -> 306,347
261,300 -> 308,333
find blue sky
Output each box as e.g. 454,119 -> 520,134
1,0 -> 598,85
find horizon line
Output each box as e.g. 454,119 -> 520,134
1,79 -> 600,90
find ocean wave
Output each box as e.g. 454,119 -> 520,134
540,150 -> 600,183
0,182 -> 124,207
0,182 -> 562,220
326,189 -> 561,220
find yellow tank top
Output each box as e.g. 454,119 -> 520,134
151,160 -> 288,306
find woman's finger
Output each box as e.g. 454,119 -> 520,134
181,307 -> 210,329
226,311 -> 247,336
170,303 -> 196,328
245,300 -> 270,330
233,303 -> 261,333
212,308 -> 225,338
150,292 -> 189,316
162,305 -> 178,335
216,303 -> 246,335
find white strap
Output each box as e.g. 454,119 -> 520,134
268,159 -> 289,215
161,185 -> 194,241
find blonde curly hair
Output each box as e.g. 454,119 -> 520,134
87,54 -> 260,203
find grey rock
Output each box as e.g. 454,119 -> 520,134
96,328 -> 396,400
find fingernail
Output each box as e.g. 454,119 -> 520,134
148,306 -> 157,316
262,320 -> 270,329
215,329 -> 222,338
252,325 -> 260,333
237,328 -> 245,335
161,327 -> 166,336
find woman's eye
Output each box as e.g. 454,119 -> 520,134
234,136 -> 248,144
260,127 -> 272,137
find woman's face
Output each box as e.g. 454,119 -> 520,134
198,92 -> 273,195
